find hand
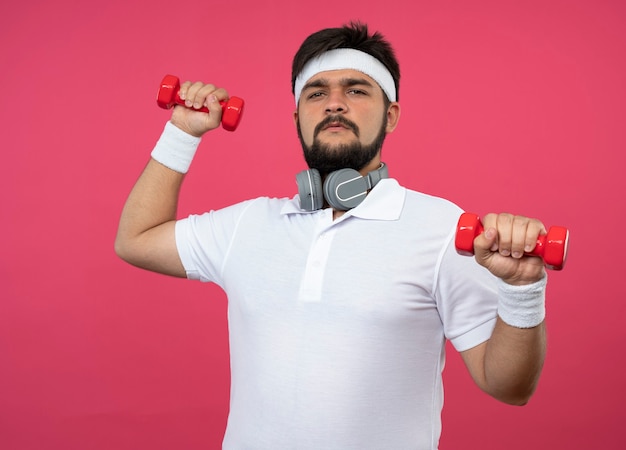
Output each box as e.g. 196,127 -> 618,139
170,81 -> 230,137
473,213 -> 547,285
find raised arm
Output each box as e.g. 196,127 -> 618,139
114,80 -> 230,277
460,213 -> 549,405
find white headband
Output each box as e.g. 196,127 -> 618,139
294,48 -> 397,105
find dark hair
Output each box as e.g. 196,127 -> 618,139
291,21 -> 400,102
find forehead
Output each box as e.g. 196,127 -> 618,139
304,69 -> 381,89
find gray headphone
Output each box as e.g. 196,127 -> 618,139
296,163 -> 388,211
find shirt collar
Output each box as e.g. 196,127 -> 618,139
281,178 -> 405,221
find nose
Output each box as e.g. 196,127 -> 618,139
325,89 -> 348,114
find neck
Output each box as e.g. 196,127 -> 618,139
332,209 -> 347,221
358,156 -> 383,177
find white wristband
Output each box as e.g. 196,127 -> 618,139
497,275 -> 547,328
150,122 -> 201,173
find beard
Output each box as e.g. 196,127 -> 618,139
297,113 -> 388,177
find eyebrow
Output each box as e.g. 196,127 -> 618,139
301,76 -> 376,92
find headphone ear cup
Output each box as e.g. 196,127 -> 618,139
323,168 -> 368,210
296,169 -> 324,211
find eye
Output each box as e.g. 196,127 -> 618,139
347,88 -> 367,96
306,91 -> 325,100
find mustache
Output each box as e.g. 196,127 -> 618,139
313,115 -> 359,138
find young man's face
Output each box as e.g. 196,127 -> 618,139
294,69 -> 400,176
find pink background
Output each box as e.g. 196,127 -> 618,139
1,0 -> 625,448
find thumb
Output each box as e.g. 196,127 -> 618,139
191,94 -> 223,134
206,94 -> 224,123
474,226 -> 499,261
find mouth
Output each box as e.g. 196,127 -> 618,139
323,121 -> 349,131
315,116 -> 359,137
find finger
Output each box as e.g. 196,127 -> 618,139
524,219 -> 547,253
187,82 -> 217,109
199,86 -> 229,108
497,214 -> 513,257
510,215 -> 530,259
178,80 -> 195,104
485,213 -> 514,256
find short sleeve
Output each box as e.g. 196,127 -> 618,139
175,200 -> 257,285
434,230 -> 499,352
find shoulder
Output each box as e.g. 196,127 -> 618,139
179,196 -> 291,227
401,184 -> 464,225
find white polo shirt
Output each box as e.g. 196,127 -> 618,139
175,178 -> 498,450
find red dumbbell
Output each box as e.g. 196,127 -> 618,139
455,212 -> 569,270
156,74 -> 244,132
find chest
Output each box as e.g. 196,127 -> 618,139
221,214 -> 449,321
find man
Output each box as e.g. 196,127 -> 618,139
116,22 -> 548,449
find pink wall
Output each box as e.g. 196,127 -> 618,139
1,0 -> 624,448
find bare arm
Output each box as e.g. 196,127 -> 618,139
460,213 -> 548,405
114,80 -> 230,276
461,317 -> 546,405
114,158 -> 187,277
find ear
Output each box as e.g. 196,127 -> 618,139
292,109 -> 299,128
385,102 -> 401,133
